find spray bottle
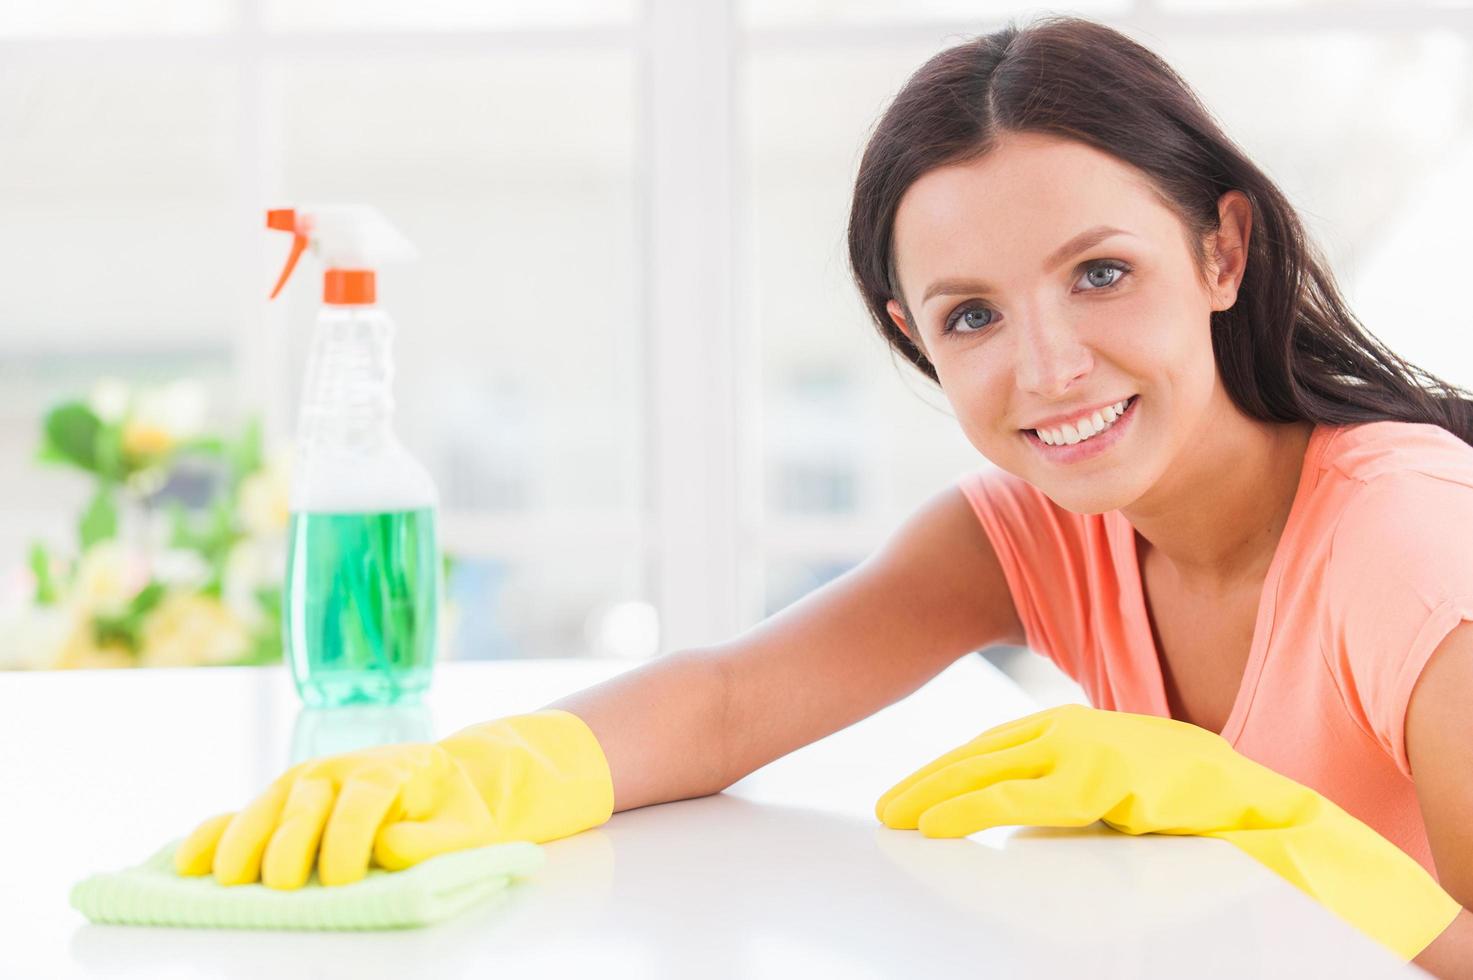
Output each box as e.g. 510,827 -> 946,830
267,205 -> 441,707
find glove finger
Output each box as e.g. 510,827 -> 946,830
374,816 -> 460,872
915,771 -> 1105,838
212,764 -> 305,885
318,772 -> 400,887
874,712 -> 1051,821
880,738 -> 1054,830
374,775 -> 495,871
260,776 -> 337,890
173,812 -> 234,876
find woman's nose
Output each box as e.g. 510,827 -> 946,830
1012,314 -> 1093,399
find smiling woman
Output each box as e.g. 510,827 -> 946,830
844,11 -> 1473,973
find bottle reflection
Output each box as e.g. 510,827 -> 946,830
290,703 -> 435,764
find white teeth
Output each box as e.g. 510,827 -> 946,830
1035,397 -> 1131,446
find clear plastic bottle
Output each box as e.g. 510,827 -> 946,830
268,207 -> 441,707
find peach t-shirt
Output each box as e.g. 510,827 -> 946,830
959,419 -> 1473,876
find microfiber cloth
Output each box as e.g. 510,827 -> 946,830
70,839 -> 546,931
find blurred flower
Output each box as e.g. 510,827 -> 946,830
23,383 -> 297,670
138,591 -> 251,668
123,379 -> 208,458
124,462 -> 169,499
239,447 -> 292,537
0,569 -> 71,669
149,547 -> 210,590
1,607 -> 73,669
122,422 -> 174,458
88,377 -> 132,425
68,540 -> 148,620
53,612 -> 134,670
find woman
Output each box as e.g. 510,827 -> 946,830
176,14 -> 1473,973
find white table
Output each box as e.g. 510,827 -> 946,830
0,656 -> 1420,978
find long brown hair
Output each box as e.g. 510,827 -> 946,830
847,14 -> 1473,446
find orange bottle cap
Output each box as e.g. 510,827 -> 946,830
324,269 -> 376,305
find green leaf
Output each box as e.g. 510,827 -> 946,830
43,402 -> 102,472
94,423 -> 127,481
28,542 -> 57,605
34,442 -> 70,466
79,486 -> 118,550
174,436 -> 227,457
92,613 -> 142,654
129,581 -> 165,617
231,626 -> 284,666
254,584 -> 283,616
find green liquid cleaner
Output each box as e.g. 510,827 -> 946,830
283,506 -> 440,707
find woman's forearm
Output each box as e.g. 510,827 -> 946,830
1414,907 -> 1473,979
541,647 -> 731,814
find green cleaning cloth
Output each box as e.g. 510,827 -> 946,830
70,839 -> 546,931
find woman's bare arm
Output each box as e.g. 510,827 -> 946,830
544,646 -> 732,812
544,482 -> 1024,814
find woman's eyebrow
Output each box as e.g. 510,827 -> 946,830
920,225 -> 1136,306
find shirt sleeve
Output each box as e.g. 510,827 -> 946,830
1322,471 -> 1473,779
955,466 -> 1092,686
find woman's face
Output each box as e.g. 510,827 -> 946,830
886,131 -> 1248,515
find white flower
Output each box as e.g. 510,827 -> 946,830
0,604 -> 74,669
135,380 -> 208,439
124,379 -> 209,458
0,556 -> 132,669
149,548 -> 210,590
88,377 -> 133,425
68,541 -> 149,619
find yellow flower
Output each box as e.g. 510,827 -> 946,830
138,592 -> 251,668
122,421 -> 176,458
53,613 -> 134,670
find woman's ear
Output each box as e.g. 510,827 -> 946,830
886,299 -> 918,347
886,298 -> 934,372
1205,190 -> 1252,312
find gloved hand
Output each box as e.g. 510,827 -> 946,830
875,703 -> 1462,960
174,708 -> 614,890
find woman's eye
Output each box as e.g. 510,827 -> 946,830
945,306 -> 996,335
1078,260 -> 1129,291
941,259 -> 1132,336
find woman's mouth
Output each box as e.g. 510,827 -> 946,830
1022,395 -> 1139,464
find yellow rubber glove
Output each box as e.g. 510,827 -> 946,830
876,703 -> 1461,961
174,708 -> 614,890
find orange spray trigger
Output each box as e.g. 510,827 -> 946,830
266,208 -> 308,300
